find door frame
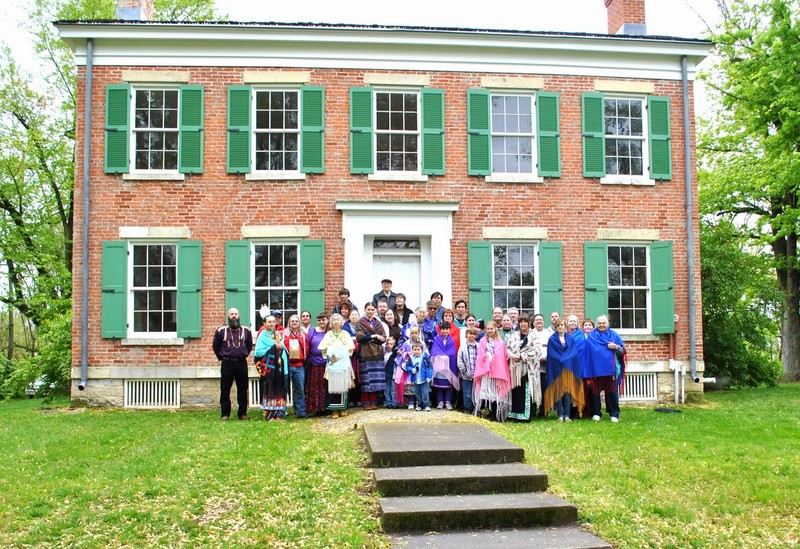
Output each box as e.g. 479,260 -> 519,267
336,201 -> 459,311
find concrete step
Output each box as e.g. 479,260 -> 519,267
390,525 -> 612,548
365,423 -> 524,467
374,462 -> 548,497
380,493 -> 578,533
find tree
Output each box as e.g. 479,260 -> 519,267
700,219 -> 782,386
699,0 -> 800,381
0,0 -> 226,398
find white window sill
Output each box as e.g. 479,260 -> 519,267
485,174 -> 543,184
121,337 -> 185,346
368,173 -> 429,183
616,333 -> 660,342
600,176 -> 655,186
122,172 -> 185,181
245,172 -> 307,181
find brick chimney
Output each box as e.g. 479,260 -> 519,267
116,0 -> 154,21
604,0 -> 647,35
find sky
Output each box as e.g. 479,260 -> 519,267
214,0 -> 720,37
0,0 -> 721,106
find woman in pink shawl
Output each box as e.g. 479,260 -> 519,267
474,321 -> 512,422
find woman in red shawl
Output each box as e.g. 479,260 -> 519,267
473,321 -> 512,422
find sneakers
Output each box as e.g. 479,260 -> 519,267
558,417 -> 565,422
592,415 -> 601,421
564,417 -> 572,423
424,406 -> 431,412
331,411 -> 340,419
437,402 -> 444,409
611,416 -> 619,423
415,406 -> 422,411
445,402 -> 453,410
408,404 -> 415,410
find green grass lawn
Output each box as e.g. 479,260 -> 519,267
0,385 -> 797,548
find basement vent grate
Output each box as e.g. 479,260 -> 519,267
123,379 -> 180,409
249,377 -> 295,409
620,373 -> 658,402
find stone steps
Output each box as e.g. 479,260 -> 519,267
363,422 -> 611,549
380,492 -> 578,532
391,525 -> 613,549
374,462 -> 548,497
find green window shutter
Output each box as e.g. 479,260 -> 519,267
648,96 -> 672,180
651,241 -> 675,334
350,87 -> 374,174
105,84 -> 130,174
225,240 -> 251,329
467,89 -> 490,176
536,92 -> 561,177
101,241 -> 128,338
539,242 -> 563,316
300,86 -> 325,174
179,85 -> 204,174
584,242 -> 608,321
421,88 -> 445,175
176,241 -> 203,338
227,85 -> 251,174
468,241 -> 493,321
300,240 -> 326,316
582,92 -> 606,178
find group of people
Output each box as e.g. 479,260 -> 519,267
212,279 -> 627,423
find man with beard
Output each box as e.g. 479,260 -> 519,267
213,308 -> 254,420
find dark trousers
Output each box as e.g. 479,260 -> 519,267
220,358 -> 248,418
591,389 -> 620,419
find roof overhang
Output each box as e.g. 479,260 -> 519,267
55,21 -> 712,81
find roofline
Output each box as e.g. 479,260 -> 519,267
53,19 -> 712,46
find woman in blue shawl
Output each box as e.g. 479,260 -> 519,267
254,315 -> 290,421
583,315 -> 625,422
544,318 -> 585,421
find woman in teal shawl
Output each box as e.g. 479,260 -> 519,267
254,315 -> 289,421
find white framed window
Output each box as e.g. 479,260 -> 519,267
253,89 -> 300,173
491,94 -> 536,176
375,90 -> 420,173
130,243 -> 178,336
602,96 -> 650,184
252,243 -> 299,330
492,243 -> 537,317
132,87 -> 179,172
607,244 -> 650,332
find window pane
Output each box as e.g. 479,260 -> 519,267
608,266 -> 621,287
635,266 -> 647,286
621,309 -> 633,329
494,266 -> 507,286
163,267 -> 176,287
609,289 -> 621,308
269,246 -> 283,265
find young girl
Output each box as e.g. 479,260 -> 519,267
474,321 -> 512,422
431,320 -> 459,410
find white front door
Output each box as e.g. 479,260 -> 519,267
373,254 -> 421,310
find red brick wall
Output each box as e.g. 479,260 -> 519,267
605,0 -> 646,34
71,65 -> 703,372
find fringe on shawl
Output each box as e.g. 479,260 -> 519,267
432,355 -> 460,391
473,375 -> 512,423
510,360 -> 526,389
325,364 -> 354,394
529,365 -> 542,407
543,369 -> 585,415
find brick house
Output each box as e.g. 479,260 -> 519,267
57,0 -> 711,408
